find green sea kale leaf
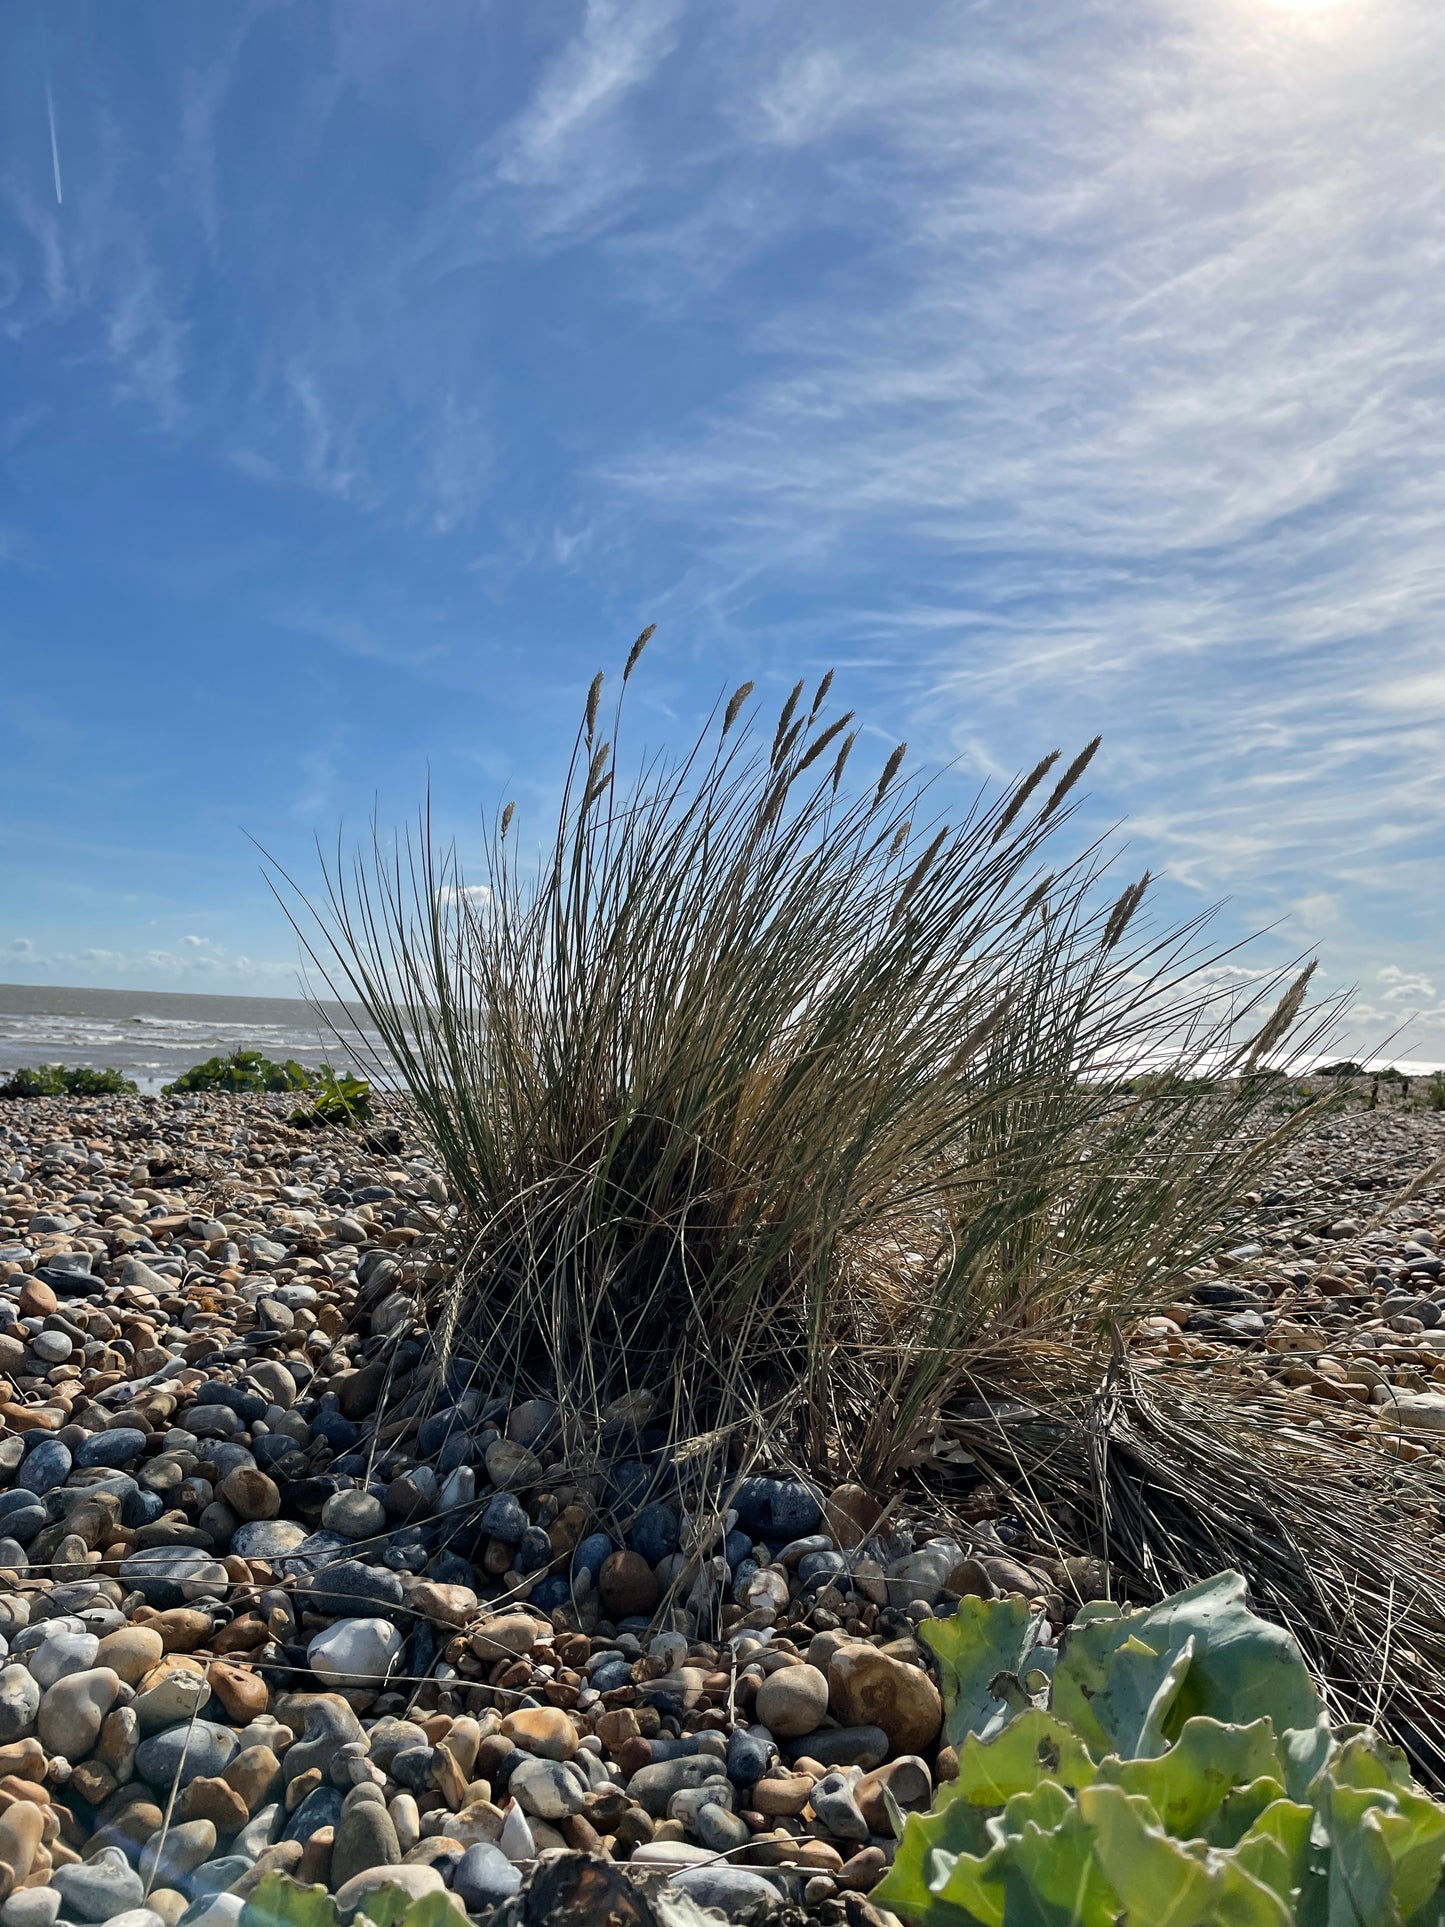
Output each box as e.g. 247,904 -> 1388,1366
920,1595 -> 1057,1747
1051,1572 -> 1321,1761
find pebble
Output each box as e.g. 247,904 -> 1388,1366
135,1719 -> 239,1790
0,1665 -> 39,1741
321,1489 -> 387,1538
308,1616 -> 405,1686
38,1665 -> 119,1755
754,1661 -> 830,1737
672,1868 -> 782,1913
51,1848 -> 146,1922
330,1798 -> 401,1887
509,1755 -> 588,1819
453,1843 -> 523,1907
828,1642 -> 943,1755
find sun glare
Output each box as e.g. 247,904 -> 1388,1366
1261,0 -> 1353,10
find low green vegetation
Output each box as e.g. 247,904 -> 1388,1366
0,1064 -> 137,1097
876,1571 -> 1445,1927
289,1066 -> 372,1129
163,1048 -> 312,1094
240,1875 -> 457,1927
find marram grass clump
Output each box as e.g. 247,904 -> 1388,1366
284,630 -> 1337,1483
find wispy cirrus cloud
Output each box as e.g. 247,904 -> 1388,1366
497,0 -> 681,213
603,2 -> 1445,1004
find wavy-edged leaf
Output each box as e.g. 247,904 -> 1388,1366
988,1805 -> 1121,1927
1232,1797 -> 1314,1908
1319,1741 -> 1445,1925
921,1595 -> 1056,1746
955,1709 -> 1097,1807
1054,1573 -> 1320,1762
399,1896 -> 469,1927
874,1786 -> 996,1924
1080,1782 -> 1292,1927
240,1876 -> 343,1927
1101,1716 -> 1286,1842
988,1779 -> 1076,1846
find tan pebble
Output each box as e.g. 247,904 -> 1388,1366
207,1660 -> 269,1723
501,1707 -> 579,1761
0,1803 -> 42,1883
286,1768 -> 323,1810
147,1608 -> 213,1653
295,1826 -> 333,1885
0,1743 -> 45,1783
437,1716 -> 482,1780
96,1626 -> 165,1684
751,1774 -> 814,1817
754,1663 -> 829,1739
222,1757 -> 285,1811
856,1756 -> 933,1832
837,1845 -> 888,1891
181,1775 -> 250,1834
828,1645 -> 942,1756
469,1613 -> 541,1659
408,1581 -> 477,1627
218,1468 -> 281,1522
595,1708 -> 640,1750
68,1763 -> 117,1806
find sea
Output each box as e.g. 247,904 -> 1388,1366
0,981 -> 1438,1098
0,982 -> 383,1094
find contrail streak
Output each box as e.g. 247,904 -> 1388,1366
46,82 -> 62,205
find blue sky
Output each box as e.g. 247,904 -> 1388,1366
2,0 -> 1443,1058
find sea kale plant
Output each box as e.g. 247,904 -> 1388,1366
875,1571 -> 1445,1927
0,1064 -> 137,1097
164,1048 -> 313,1095
285,630 -> 1339,1482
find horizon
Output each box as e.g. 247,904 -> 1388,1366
3,2 -> 1444,1060
1,981 -> 1441,1083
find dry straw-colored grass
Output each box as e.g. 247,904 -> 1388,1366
277,631 -> 1338,1487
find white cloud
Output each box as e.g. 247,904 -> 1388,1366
604,0 -> 1445,957
496,0 -> 681,232
1380,966 -> 1438,1003
9,938 -> 296,985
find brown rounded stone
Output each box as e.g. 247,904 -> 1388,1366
222,1745 -> 282,1814
824,1484 -> 882,1550
599,1550 -> 659,1619
207,1659 -> 269,1723
146,1608 -> 213,1653
0,1802 -> 43,1883
181,1776 -> 250,1835
501,1707 -> 579,1761
218,1468 -> 281,1522
755,1662 -> 830,1738
96,1626 -> 165,1685
828,1645 -> 942,1757
856,1755 -> 934,1832
17,1280 -> 57,1320
752,1773 -> 814,1817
